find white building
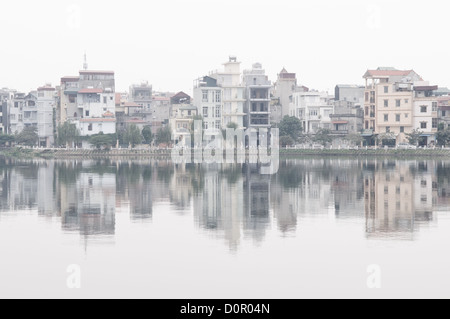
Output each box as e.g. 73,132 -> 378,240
210,57 -> 246,129
412,82 -> 439,145
194,76 -> 223,138
60,70 -> 116,140
37,85 -> 56,147
8,92 -> 26,135
290,91 -> 334,133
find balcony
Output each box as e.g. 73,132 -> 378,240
331,130 -> 349,135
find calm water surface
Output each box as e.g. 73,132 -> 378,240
0,157 -> 449,298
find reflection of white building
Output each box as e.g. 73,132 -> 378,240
37,162 -> 57,216
192,165 -> 245,250
61,164 -> 115,236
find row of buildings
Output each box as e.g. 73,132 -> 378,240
1,58 -> 450,147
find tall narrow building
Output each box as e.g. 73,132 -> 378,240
37,85 -> 56,147
243,63 -> 271,130
210,57 -> 246,129
273,68 -> 298,119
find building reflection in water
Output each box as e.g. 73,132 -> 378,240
364,159 -> 439,239
0,157 -> 449,248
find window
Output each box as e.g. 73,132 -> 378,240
365,107 -> 369,116
215,106 -> 221,118
405,99 -> 409,104
384,86 -> 389,93
252,103 -> 257,112
396,100 -> 401,107
215,91 -> 221,103
421,106 -> 427,113
365,92 -> 369,102
405,113 -> 409,118
86,110 -> 90,117
384,114 -> 389,122
432,102 -> 438,112
432,118 -> 438,129
188,110 -> 192,116
396,114 -> 401,122
202,91 -> 208,102
103,97 -> 107,104
204,122 -> 208,130
203,107 -> 208,118
310,110 -> 318,116
384,100 -> 389,107
386,126 -> 391,133
443,111 -> 447,117
400,126 -> 405,133
88,124 -> 93,131
421,122 -> 427,129
69,95 -> 76,103
215,121 -> 221,129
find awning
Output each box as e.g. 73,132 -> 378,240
361,129 -> 374,137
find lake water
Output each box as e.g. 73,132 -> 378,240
0,157 -> 449,299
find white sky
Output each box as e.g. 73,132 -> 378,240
1,0 -> 449,96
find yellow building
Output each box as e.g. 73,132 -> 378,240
363,68 -> 422,145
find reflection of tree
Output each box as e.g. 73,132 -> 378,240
220,165 -> 242,185
156,164 -> 174,184
186,164 -> 205,194
276,162 -> 304,189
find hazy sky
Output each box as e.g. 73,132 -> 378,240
1,0 -> 449,96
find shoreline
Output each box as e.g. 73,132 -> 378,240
1,147 -> 450,160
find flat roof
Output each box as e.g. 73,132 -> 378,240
79,70 -> 115,75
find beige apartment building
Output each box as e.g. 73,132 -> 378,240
363,68 -> 423,145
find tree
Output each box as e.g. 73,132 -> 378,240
142,126 -> 154,145
57,122 -> 79,148
155,126 -> 172,146
16,126 -> 38,147
345,133 -> 364,146
313,128 -> 333,146
279,136 -> 295,148
123,124 -> 143,148
89,132 -> 115,150
436,124 -> 450,147
0,134 -> 15,147
277,116 -> 303,142
406,129 -> 424,146
222,122 -> 239,140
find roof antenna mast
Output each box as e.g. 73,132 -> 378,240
83,52 -> 88,70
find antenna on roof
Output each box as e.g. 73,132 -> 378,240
83,52 -> 88,70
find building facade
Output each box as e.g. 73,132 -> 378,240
273,68 -> 299,120
412,82 -> 439,145
210,57 -> 245,129
194,76 -> 223,137
335,85 -> 365,107
243,63 -> 271,130
290,91 -> 334,134
37,85 -> 56,147
330,101 -> 364,136
363,68 -> 423,145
